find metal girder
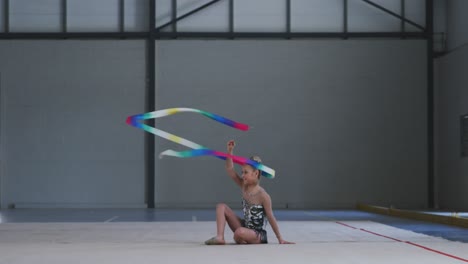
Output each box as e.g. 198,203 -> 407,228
0,32 -> 148,39
0,0 -> 430,40
361,0 -> 425,31
0,31 -> 427,40
156,0 -> 221,31
153,31 -> 426,39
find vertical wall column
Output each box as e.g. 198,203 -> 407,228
146,0 -> 156,208
61,0 -> 67,32
3,0 -> 9,33
426,0 -> 435,208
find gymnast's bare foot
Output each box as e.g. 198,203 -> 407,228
204,236 -> 226,245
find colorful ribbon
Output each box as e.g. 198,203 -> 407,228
126,108 -> 275,178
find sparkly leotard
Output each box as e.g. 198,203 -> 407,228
242,198 -> 268,243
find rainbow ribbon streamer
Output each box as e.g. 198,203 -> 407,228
126,108 -> 275,179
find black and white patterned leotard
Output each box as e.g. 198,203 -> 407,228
242,198 -> 268,243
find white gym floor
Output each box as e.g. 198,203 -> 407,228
0,209 -> 467,264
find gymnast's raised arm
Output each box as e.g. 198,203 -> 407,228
225,140 -> 242,187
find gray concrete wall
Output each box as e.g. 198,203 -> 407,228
434,0 -> 468,211
154,39 -> 428,209
0,39 -> 429,209
435,42 -> 468,211
0,40 -> 146,208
